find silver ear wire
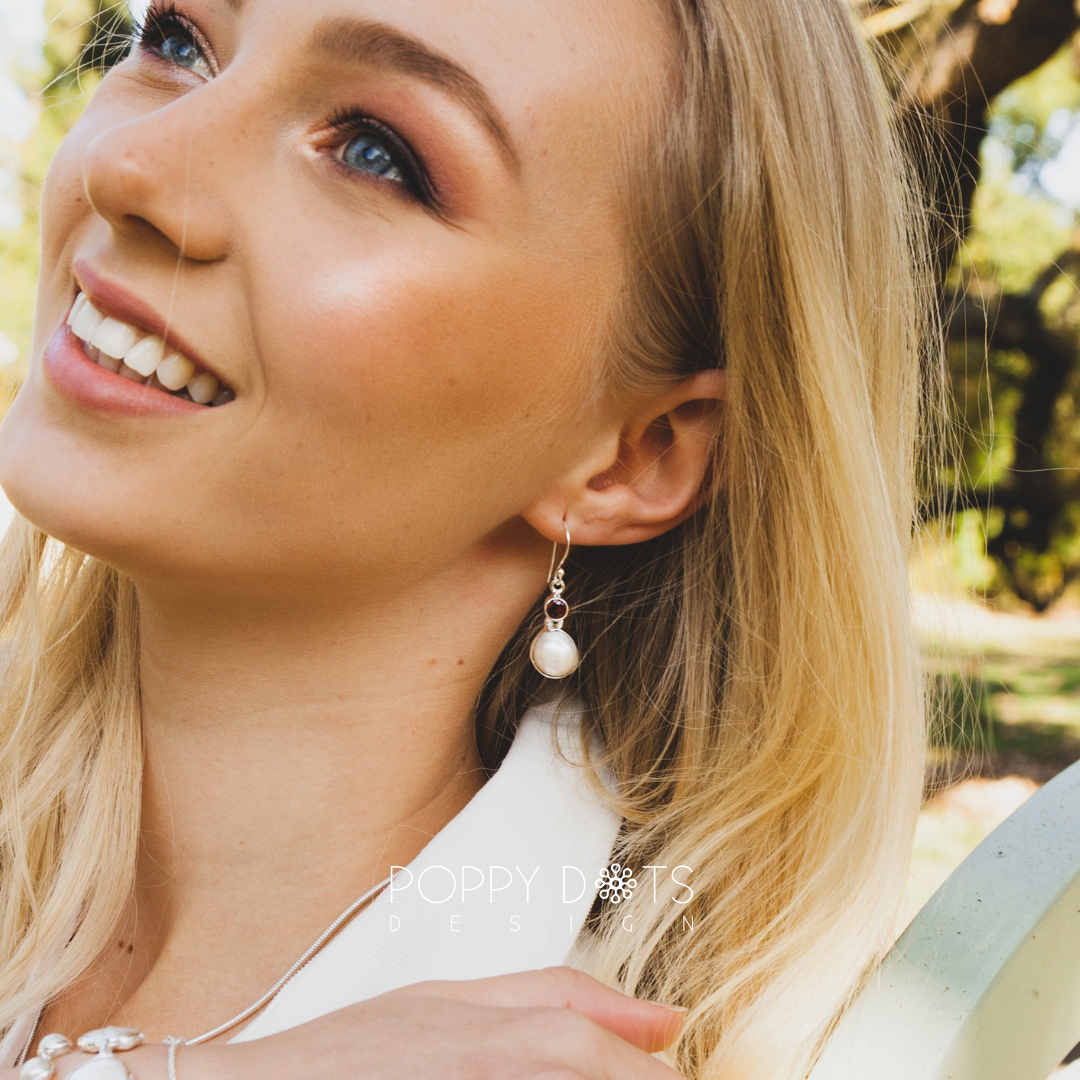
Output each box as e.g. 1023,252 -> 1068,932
530,522 -> 580,680
546,522 -> 571,585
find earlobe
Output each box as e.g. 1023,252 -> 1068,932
523,369 -> 726,548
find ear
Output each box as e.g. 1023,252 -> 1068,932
523,369 -> 726,547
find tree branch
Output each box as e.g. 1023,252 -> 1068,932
886,0 -> 1079,280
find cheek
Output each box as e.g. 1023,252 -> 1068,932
39,126 -> 93,255
33,132 -> 96,347
32,73 -> 146,354
248,225 -> 599,516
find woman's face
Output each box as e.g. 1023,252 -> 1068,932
0,0 -> 671,601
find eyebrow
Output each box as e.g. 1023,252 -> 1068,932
310,18 -> 519,171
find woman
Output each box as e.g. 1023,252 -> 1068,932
0,0 -> 929,1077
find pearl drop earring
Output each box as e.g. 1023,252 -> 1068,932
530,524 -> 580,680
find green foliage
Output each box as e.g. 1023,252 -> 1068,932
944,41 -> 1080,608
959,156 -> 1072,295
960,47 -> 1080,293
913,509 -> 998,595
0,1 -> 122,397
992,46 -> 1080,152
930,654 -> 1080,772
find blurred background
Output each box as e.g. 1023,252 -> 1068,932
4,0 -> 1080,927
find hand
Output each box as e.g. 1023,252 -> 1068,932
13,967 -> 686,1080
231,966 -> 687,1079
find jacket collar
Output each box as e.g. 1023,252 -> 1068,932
231,701 -> 620,1040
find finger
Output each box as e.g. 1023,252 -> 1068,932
392,966 -> 686,1054
590,1021 -> 688,1080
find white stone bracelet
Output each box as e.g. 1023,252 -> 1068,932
20,1027 -> 144,1080
18,1033 -> 73,1080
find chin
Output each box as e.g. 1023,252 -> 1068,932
0,387 -> 142,562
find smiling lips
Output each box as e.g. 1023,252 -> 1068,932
66,293 -> 234,407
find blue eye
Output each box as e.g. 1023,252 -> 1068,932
159,32 -> 212,78
139,8 -> 214,80
340,133 -> 405,184
325,110 -> 432,204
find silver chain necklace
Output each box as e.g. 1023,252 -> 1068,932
18,872 -> 396,1065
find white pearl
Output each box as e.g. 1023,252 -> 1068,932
68,1059 -> 131,1080
530,629 -> 580,679
77,1030 -> 143,1055
39,1033 -> 73,1059
20,1056 -> 54,1080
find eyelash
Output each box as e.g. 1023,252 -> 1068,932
138,2 -> 210,69
135,4 -> 436,207
323,107 -> 435,205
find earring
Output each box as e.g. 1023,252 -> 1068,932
530,524 -> 580,680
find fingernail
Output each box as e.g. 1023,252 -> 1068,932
647,1001 -> 688,1013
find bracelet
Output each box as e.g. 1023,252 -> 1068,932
20,1027 -> 144,1080
163,1038 -> 183,1080
19,1034 -> 73,1080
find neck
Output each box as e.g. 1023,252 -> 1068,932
137,532 -> 546,896
44,523 -> 549,1042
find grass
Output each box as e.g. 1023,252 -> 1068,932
926,646 -> 1080,785
901,597 -> 1080,932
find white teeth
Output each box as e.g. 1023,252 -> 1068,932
71,301 -> 104,343
67,294 -> 88,328
124,335 -> 166,377
91,317 -> 140,361
67,292 -> 226,405
186,372 -> 219,405
156,352 -> 196,391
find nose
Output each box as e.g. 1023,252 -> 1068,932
82,87 -> 233,263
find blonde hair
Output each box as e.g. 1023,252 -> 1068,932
0,0 -> 931,1077
480,0 -> 931,1077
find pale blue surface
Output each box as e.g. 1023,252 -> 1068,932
812,760 -> 1080,1080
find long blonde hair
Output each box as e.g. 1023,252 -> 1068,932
480,0 -> 931,1076
0,0 -> 931,1077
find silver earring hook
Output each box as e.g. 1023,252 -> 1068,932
547,522 -> 572,586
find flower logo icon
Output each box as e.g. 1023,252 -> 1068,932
596,863 -> 637,904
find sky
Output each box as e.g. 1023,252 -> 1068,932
1041,127 -> 1080,211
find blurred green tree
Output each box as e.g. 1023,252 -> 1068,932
866,0 -> 1080,608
